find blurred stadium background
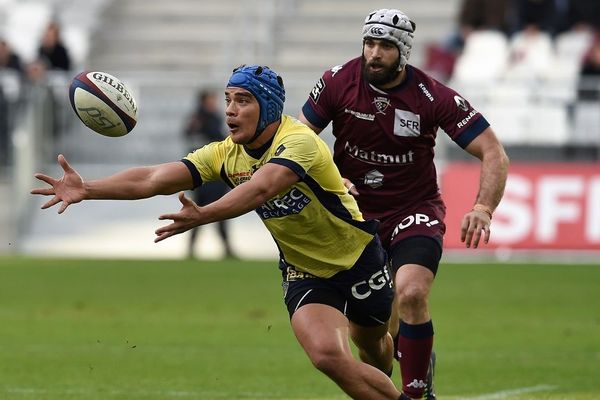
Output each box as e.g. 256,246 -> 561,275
0,0 -> 599,260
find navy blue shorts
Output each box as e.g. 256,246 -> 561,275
282,236 -> 394,327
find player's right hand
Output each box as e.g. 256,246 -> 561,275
31,154 -> 85,214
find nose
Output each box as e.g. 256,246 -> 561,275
225,101 -> 236,116
370,44 -> 383,59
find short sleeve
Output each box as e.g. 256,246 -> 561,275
301,69 -> 337,130
182,140 -> 227,189
268,132 -> 320,179
434,85 -> 490,148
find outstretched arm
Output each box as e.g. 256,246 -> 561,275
155,163 -> 300,242
460,127 -> 509,248
31,154 -> 193,213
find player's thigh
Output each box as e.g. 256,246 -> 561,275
389,235 -> 442,277
291,303 -> 352,360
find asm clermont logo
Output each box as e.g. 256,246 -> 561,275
373,96 -> 391,114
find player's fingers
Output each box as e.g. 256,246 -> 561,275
57,154 -> 73,172
34,173 -> 56,186
483,225 -> 491,244
460,217 -> 470,242
57,201 -> 70,214
31,187 -> 55,196
178,191 -> 192,205
154,231 -> 174,243
41,196 -> 61,209
471,225 -> 482,248
342,178 -> 359,196
464,229 -> 474,248
157,213 -> 179,221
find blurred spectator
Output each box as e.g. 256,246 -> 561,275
578,33 -> 600,100
514,0 -> 558,34
0,40 -> 23,73
37,21 -> 71,71
459,0 -> 512,40
425,0 -> 513,81
569,0 -> 600,31
506,24 -> 554,80
184,89 -> 236,259
581,35 -> 600,76
0,40 -> 23,168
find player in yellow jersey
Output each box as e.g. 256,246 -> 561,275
32,65 -> 404,399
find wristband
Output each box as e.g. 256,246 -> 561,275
472,204 -> 493,219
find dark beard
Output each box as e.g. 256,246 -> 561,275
361,56 -> 401,87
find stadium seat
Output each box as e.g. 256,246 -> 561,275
504,29 -> 554,81
555,29 -> 594,64
573,101 -> 600,144
451,30 -> 509,83
526,104 -> 569,145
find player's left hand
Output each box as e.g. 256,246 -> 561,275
460,209 -> 491,248
342,178 -> 359,196
155,192 -> 203,243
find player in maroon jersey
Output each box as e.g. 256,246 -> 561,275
299,8 -> 509,400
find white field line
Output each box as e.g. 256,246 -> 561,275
462,385 -> 558,400
3,384 -> 558,399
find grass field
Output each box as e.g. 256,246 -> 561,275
0,256 -> 599,400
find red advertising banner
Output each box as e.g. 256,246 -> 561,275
441,162 -> 600,250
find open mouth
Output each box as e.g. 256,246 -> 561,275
227,122 -> 239,132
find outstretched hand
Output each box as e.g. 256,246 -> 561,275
155,192 -> 203,243
30,154 -> 85,214
460,209 -> 491,248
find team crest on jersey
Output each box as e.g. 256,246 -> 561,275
373,96 -> 391,114
310,78 -> 326,103
454,95 -> 469,111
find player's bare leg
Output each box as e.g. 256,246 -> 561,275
350,321 -> 394,375
291,303 -> 401,400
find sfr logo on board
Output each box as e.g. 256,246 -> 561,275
441,163 -> 600,250
494,175 -> 600,246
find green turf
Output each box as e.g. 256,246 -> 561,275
0,256 -> 598,399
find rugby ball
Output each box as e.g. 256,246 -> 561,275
69,71 -> 138,137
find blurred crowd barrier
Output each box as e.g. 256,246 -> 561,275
1,0 -> 599,259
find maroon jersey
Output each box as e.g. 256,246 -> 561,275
302,57 -> 490,246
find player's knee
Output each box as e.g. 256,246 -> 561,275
308,347 -> 348,376
395,283 -> 429,311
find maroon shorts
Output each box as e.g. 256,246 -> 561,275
366,197 -> 446,252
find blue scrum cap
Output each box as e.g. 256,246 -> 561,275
227,65 -> 285,133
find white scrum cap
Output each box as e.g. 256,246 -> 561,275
362,9 -> 416,70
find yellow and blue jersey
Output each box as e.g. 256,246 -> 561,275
182,115 -> 378,278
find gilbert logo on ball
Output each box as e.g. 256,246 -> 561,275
69,71 -> 138,137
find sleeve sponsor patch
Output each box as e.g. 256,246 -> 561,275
309,78 -> 326,103
454,95 -> 469,111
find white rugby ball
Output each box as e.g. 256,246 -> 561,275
69,71 -> 138,137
